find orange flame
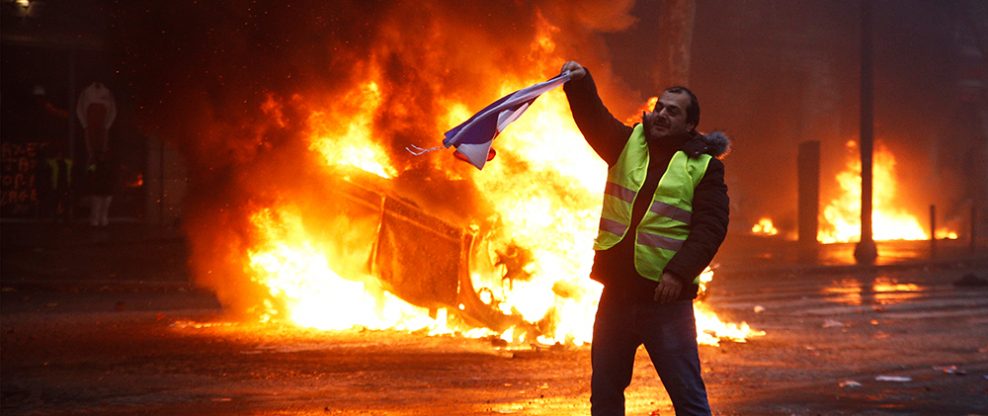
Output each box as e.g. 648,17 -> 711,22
695,266 -> 765,346
751,217 -> 779,236
245,206 -> 485,337
818,141 -> 955,243
936,229 -> 958,240
308,81 -> 397,179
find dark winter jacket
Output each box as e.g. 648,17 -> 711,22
564,70 -> 730,301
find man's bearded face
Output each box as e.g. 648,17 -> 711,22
646,91 -> 695,140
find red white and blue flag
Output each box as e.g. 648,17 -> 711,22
407,70 -> 573,170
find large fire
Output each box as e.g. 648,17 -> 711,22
240,72 -> 762,346
182,9 -> 762,348
751,142 -> 958,243
818,141 -> 956,243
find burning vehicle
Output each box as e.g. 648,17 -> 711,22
103,1 -> 805,347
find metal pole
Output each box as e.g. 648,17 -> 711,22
159,138 -> 165,227
798,141 -> 821,261
67,51 -> 77,222
973,204 -> 978,254
854,0 -> 878,263
929,204 -> 936,259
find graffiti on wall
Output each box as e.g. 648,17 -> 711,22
1,142 -> 44,216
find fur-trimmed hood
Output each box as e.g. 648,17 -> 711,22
682,131 -> 732,160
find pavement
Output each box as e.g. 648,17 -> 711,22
2,221 -> 988,415
1,221 -> 189,285
1,221 -> 215,315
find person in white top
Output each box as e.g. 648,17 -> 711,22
76,82 -> 117,227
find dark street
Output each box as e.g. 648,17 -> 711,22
2,225 -> 986,415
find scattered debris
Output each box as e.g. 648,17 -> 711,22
839,380 -> 862,388
822,319 -> 844,328
753,305 -> 765,313
933,365 -> 967,375
953,274 -> 988,287
875,375 -> 911,382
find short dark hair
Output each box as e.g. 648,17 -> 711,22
663,86 -> 700,129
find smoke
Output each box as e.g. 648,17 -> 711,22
108,0 -> 637,317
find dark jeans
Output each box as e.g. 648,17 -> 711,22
591,288 -> 711,416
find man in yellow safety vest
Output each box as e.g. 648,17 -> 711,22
562,60 -> 731,416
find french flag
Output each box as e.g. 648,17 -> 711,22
439,71 -> 573,170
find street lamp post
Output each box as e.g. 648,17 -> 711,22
855,0 -> 878,263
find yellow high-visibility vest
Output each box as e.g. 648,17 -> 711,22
594,124 -> 712,283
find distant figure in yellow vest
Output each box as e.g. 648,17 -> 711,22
562,61 -> 730,416
76,82 -> 117,228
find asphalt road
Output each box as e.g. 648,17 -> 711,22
3,254 -> 987,415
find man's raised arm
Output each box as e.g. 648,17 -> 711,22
561,61 -> 632,166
